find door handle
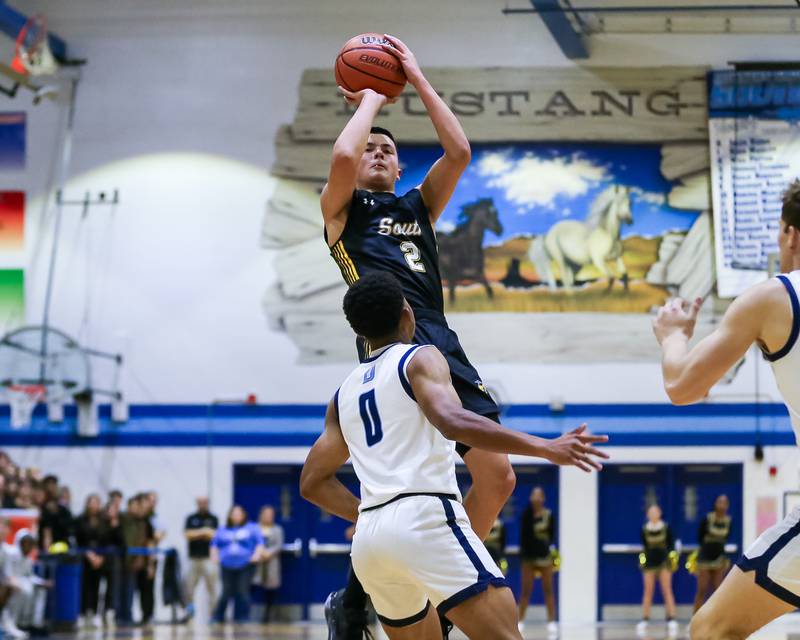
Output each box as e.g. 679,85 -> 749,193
308,538 -> 352,558
282,538 -> 302,558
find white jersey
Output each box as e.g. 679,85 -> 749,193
766,271 -> 800,443
336,342 -> 461,511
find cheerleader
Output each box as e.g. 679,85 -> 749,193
518,487 -> 557,635
638,504 -> 678,637
692,494 -> 731,612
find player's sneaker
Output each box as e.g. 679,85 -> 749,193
667,619 -> 679,637
636,620 -> 649,638
324,589 -> 372,640
547,621 -> 559,636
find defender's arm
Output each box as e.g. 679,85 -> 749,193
407,347 -> 608,471
300,397 -> 360,523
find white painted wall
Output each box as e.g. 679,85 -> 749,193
7,442 -> 798,621
0,0 -> 791,403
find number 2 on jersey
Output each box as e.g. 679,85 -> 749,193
358,389 -> 383,447
400,241 -> 426,273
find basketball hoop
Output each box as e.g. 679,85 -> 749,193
6,384 -> 46,429
10,15 -> 58,77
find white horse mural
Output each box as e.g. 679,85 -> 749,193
528,184 -> 633,292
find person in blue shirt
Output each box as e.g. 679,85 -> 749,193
210,505 -> 264,623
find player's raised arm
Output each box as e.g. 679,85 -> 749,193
381,35 -> 470,223
407,346 -> 609,472
320,89 -> 394,232
300,397 -> 360,522
653,283 -> 778,405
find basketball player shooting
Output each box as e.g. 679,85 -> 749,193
321,35 -> 519,637
653,181 -> 800,639
301,273 -> 609,640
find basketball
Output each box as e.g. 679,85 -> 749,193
335,33 -> 406,99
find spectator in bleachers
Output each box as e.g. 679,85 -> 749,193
120,495 -> 153,625
75,494 -> 110,629
14,484 -> 32,510
30,485 -> 45,509
211,506 -> 263,623
253,505 -> 283,622
139,492 -> 161,626
0,476 -> 11,509
0,517 -> 25,639
42,476 -> 58,502
102,496 -> 125,628
58,486 -> 72,510
39,492 -> 73,551
4,529 -> 52,638
183,497 -> 219,621
108,490 -> 123,512
4,479 -> 18,509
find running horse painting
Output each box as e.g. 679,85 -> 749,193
528,184 -> 633,292
437,198 -> 503,304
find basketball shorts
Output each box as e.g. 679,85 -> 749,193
351,494 -> 509,627
356,308 -> 500,456
737,505 -> 800,607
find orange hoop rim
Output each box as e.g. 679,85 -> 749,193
7,384 -> 47,399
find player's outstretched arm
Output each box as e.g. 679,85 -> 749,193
407,347 -> 609,472
320,88 -> 394,230
381,35 -> 470,223
300,397 -> 360,522
653,286 -> 770,405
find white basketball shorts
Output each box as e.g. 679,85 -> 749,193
351,493 -> 509,627
737,505 -> 800,607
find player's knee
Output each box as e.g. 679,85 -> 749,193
471,455 -> 515,501
690,608 -> 745,640
492,459 -> 516,500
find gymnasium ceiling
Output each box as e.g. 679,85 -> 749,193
504,0 -> 800,58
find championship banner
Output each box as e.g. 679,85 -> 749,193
708,70 -> 800,297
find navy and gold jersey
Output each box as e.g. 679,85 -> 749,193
326,188 -> 444,315
698,512 -> 731,562
640,521 -> 673,568
520,507 -> 554,560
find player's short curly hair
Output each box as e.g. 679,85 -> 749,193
782,179 -> 800,229
343,272 -> 405,340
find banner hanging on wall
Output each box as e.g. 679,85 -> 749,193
0,113 -> 25,170
708,70 -> 800,297
0,191 -> 25,331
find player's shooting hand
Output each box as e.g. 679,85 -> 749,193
545,424 -> 609,472
652,297 -> 703,345
381,34 -> 423,85
338,86 -> 396,108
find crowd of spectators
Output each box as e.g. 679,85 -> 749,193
0,452 -> 287,634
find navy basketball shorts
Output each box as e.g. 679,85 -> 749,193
737,506 -> 800,607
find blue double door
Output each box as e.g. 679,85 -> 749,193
232,462 -> 560,617
598,463 -> 743,618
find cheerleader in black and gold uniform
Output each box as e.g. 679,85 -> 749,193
518,487 -> 557,634
693,494 -> 732,612
638,504 -> 678,636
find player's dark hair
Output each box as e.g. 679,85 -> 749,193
370,126 -> 396,146
343,273 -> 405,340
782,179 -> 800,230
